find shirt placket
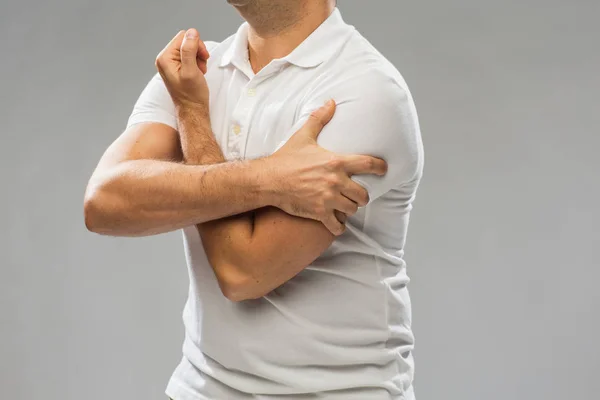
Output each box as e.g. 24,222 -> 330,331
228,82 -> 259,160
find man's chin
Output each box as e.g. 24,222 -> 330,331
227,0 -> 253,6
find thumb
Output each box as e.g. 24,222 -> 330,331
302,99 -> 337,141
181,29 -> 200,71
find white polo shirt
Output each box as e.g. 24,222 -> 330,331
127,8 -> 423,400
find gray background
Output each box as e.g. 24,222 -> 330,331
1,0 -> 598,399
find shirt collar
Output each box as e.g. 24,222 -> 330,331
219,8 -> 354,70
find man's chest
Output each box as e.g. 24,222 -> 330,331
205,67 -> 315,160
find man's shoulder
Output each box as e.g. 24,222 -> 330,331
323,32 -> 412,102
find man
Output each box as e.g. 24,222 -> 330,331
85,0 -> 423,398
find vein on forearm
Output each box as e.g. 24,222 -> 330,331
176,108 -> 334,300
176,109 -> 256,242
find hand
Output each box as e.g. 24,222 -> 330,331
155,29 -> 210,112
267,100 -> 388,235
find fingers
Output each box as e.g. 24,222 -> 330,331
333,195 -> 359,216
341,179 -> 370,207
166,30 -> 186,54
334,210 -> 348,224
342,155 -> 387,176
181,29 -> 201,72
322,194 -> 357,236
156,29 -> 208,75
197,40 -> 209,74
301,99 -> 337,141
156,30 -> 186,73
182,29 -> 210,74
198,39 -> 210,60
322,213 -> 346,236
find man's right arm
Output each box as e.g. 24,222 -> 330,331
84,41 -> 383,238
83,121 -> 276,237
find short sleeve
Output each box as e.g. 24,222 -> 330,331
126,73 -> 177,130
299,71 -> 424,201
125,40 -> 221,131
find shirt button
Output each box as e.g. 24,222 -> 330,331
232,124 -> 241,135
247,88 -> 256,97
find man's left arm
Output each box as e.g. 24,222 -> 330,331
178,73 -> 423,302
177,103 -> 340,302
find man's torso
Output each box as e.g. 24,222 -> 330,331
132,9 -> 423,400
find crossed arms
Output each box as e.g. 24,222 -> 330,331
85,30 -> 420,301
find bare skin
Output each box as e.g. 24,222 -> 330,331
83,0 -> 385,238
228,0 -> 336,71
85,0 -> 387,300
156,0 -> 385,302
161,29 -> 362,301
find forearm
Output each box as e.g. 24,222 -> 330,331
176,106 -> 256,236
177,108 -> 322,301
199,207 -> 331,301
84,158 -> 272,237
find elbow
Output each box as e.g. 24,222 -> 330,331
83,184 -> 105,234
221,285 -> 256,303
83,180 -> 119,235
213,262 -> 265,302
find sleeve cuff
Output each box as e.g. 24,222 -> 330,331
126,111 -> 178,131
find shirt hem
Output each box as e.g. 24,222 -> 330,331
166,377 -> 212,400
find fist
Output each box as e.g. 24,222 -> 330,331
155,29 -> 210,111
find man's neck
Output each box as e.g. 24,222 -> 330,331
236,1 -> 335,73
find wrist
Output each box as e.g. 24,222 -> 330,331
254,156 -> 283,208
175,102 -> 210,126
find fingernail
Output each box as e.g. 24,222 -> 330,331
325,99 -> 335,107
186,29 -> 198,39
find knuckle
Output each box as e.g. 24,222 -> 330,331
364,157 -> 375,170
322,191 -> 335,203
325,175 -> 341,188
155,56 -> 164,69
326,157 -> 342,170
309,110 -> 321,119
307,113 -> 324,127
